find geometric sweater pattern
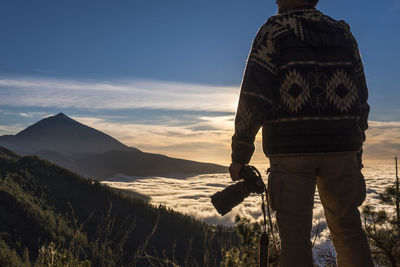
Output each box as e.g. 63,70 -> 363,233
232,8 -> 370,164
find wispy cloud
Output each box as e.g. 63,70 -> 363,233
363,121 -> 400,161
73,115 -> 235,165
71,116 -> 400,165
1,75 -> 399,164
18,111 -> 50,118
0,77 -> 239,112
0,124 -> 24,135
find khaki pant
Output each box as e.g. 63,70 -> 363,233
268,152 -> 373,267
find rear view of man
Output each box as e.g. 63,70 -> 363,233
229,0 -> 374,266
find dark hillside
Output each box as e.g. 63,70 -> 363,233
0,147 -> 236,266
76,149 -> 228,179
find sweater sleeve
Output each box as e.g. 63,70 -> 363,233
339,20 -> 370,143
351,34 -> 369,168
353,38 -> 370,143
231,22 -> 279,164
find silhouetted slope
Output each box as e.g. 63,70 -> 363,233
0,147 -> 236,265
77,149 -> 228,179
0,112 -> 134,155
0,146 -> 19,173
34,149 -> 77,170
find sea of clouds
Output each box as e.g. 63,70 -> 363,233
102,162 -> 397,227
102,162 -> 397,262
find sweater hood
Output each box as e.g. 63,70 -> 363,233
271,9 -> 351,48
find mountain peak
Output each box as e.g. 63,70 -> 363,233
0,113 -> 129,155
54,112 -> 68,118
51,112 -> 76,123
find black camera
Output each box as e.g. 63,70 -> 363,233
211,165 -> 265,216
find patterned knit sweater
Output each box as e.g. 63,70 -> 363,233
231,8 -> 370,164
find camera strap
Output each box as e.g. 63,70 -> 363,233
259,193 -> 269,267
259,168 -> 279,267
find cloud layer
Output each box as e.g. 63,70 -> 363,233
0,76 -> 399,164
0,77 -> 238,112
102,162 -> 397,264
102,162 -> 396,226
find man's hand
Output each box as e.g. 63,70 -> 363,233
229,162 -> 244,181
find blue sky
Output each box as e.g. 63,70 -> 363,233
0,0 -> 399,164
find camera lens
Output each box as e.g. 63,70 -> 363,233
211,182 -> 250,216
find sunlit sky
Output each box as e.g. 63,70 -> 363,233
0,0 -> 399,165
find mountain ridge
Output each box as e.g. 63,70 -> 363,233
0,113 -> 227,179
0,112 -> 135,155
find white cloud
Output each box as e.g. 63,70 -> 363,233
18,113 -> 31,118
102,163 -> 395,227
0,77 -> 239,112
0,125 -> 24,136
18,111 -> 50,118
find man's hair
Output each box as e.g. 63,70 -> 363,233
305,0 -> 319,7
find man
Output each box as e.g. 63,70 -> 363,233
229,0 -> 373,266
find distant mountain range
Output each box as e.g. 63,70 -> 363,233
0,113 -> 227,179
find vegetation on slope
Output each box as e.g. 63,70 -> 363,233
0,146 -> 237,266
